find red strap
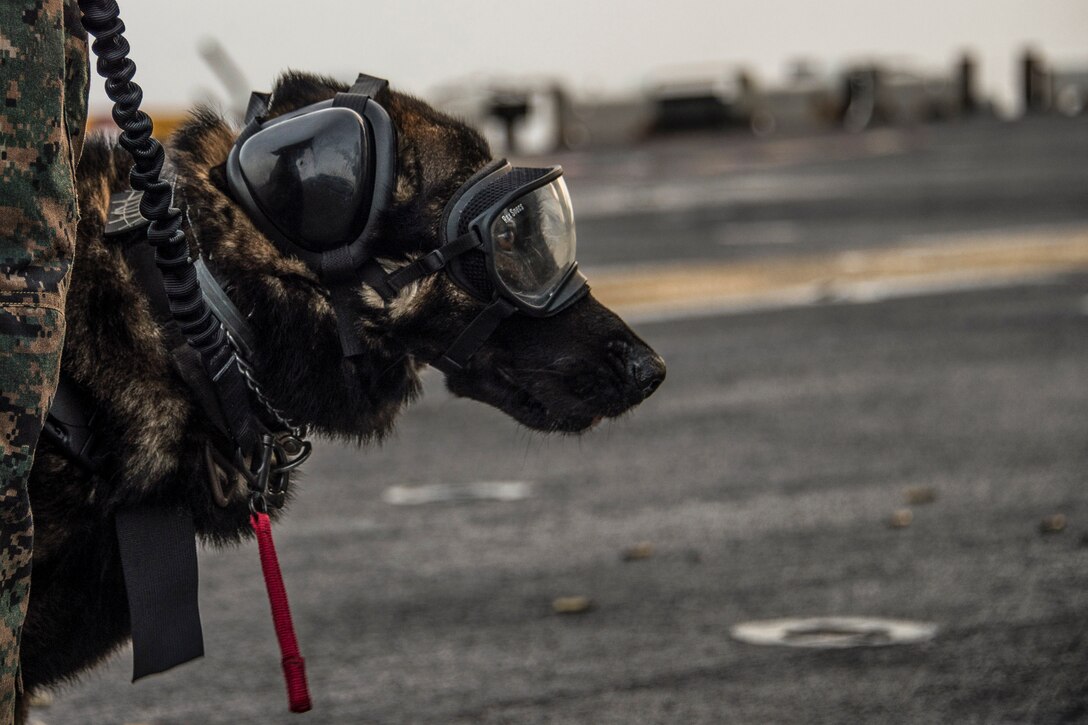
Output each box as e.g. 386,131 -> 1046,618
250,512 -> 312,713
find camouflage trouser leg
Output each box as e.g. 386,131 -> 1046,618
0,1 -> 87,721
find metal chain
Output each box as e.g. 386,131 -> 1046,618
227,335 -> 304,436
180,204 -> 304,440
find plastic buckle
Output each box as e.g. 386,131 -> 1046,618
418,248 -> 448,275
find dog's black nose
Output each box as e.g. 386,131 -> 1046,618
611,341 -> 666,401
631,350 -> 666,398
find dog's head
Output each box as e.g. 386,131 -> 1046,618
170,72 -> 664,438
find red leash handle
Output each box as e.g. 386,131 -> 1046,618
251,512 -> 313,713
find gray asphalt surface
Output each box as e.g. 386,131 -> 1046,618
40,117 -> 1088,725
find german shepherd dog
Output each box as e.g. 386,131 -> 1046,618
20,72 -> 664,714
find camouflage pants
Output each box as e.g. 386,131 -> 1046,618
0,1 -> 87,721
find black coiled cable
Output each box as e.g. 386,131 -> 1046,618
78,0 -> 258,449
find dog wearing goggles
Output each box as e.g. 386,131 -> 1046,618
19,71 -> 665,708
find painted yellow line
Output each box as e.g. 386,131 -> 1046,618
591,226 -> 1088,314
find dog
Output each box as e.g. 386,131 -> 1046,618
20,71 -> 665,714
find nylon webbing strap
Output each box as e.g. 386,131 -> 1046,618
384,233 -> 480,294
122,239 -> 233,440
359,260 -> 397,301
333,74 -> 388,116
349,73 -> 388,98
321,246 -> 366,357
195,258 -> 257,359
208,344 -> 260,448
116,506 -> 204,680
433,298 -> 516,374
245,91 -> 271,124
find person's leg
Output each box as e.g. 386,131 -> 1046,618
0,1 -> 87,720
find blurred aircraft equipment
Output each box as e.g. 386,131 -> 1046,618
1019,49 -> 1088,117
1022,49 -> 1051,114
197,37 -> 251,124
560,95 -> 654,148
433,78 -> 575,155
646,65 -> 753,133
1053,71 -> 1088,117
86,36 -> 251,140
837,58 -> 983,132
745,60 -> 839,136
486,89 -> 531,155
958,53 -> 979,114
430,54 -> 1000,151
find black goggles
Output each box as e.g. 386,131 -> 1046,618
369,159 -> 589,373
441,159 -> 588,317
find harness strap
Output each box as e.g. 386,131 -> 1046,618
432,298 -> 516,374
251,512 -> 312,713
122,237 -> 233,439
195,258 -> 257,359
206,344 -> 261,448
115,507 -> 204,680
40,374 -> 102,471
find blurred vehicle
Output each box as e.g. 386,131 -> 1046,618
644,64 -> 754,133
432,76 -> 575,155
743,60 -> 840,136
836,55 -> 982,132
1019,49 -> 1088,117
1053,69 -> 1088,117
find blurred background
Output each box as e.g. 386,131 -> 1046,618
46,1 -> 1088,723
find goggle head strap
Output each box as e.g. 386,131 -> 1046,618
366,231 -> 482,301
352,230 -> 514,374
431,298 -> 517,375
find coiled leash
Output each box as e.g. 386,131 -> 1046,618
76,0 -> 312,712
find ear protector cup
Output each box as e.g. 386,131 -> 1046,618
234,107 -> 375,253
226,89 -> 398,272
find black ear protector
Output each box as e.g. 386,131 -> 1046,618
226,74 -> 398,357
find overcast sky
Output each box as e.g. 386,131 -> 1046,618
91,0 -> 1088,116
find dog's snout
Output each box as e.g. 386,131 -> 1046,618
631,350 -> 666,398
609,341 -> 666,400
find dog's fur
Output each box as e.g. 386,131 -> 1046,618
21,72 -> 664,711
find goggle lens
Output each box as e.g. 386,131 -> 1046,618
488,177 -> 576,307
